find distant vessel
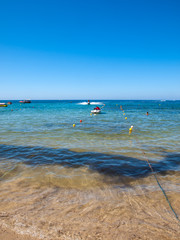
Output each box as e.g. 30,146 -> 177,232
0,103 -> 7,107
7,102 -> 12,105
19,100 -> 31,103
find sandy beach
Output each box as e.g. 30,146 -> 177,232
1,0 -> 180,237
0,101 -> 179,239
0,172 -> 180,240
0,226 -> 38,240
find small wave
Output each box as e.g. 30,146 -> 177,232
78,102 -> 104,105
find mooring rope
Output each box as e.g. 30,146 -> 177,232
140,147 -> 180,223
119,105 -> 180,224
0,165 -> 17,180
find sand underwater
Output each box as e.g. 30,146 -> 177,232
0,100 -> 180,239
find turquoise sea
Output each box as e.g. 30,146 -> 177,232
0,100 -> 180,186
0,100 -> 180,239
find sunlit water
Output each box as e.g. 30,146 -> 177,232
0,100 -> 180,239
0,100 -> 180,187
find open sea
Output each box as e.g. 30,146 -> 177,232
0,100 -> 180,239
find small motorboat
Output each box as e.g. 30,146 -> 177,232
91,106 -> 101,114
91,109 -> 101,114
19,100 -> 31,103
0,103 -> 7,107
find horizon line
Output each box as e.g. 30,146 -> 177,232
1,99 -> 179,101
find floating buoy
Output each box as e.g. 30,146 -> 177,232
80,120 -> 82,123
90,113 -> 92,116
123,113 -> 125,115
125,117 -> 127,120
129,125 -> 133,134
73,124 -> 76,127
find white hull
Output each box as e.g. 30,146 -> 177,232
91,110 -> 101,114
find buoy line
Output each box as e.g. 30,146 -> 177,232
0,103 -> 106,182
1,103 -> 179,225
119,105 -> 180,224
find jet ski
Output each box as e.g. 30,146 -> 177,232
91,106 -> 101,114
91,109 -> 101,114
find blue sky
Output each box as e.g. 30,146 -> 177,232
0,0 -> 179,100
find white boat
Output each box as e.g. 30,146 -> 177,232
0,103 -> 7,107
91,109 -> 101,114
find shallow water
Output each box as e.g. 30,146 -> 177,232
0,100 -> 180,239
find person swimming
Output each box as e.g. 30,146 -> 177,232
87,100 -> 90,105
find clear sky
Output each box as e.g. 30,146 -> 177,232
0,0 -> 179,100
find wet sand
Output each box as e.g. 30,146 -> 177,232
0,172 -> 180,240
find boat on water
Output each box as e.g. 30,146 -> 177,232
7,102 -> 12,105
0,103 -> 7,107
91,109 -> 101,114
19,100 -> 31,103
91,106 -> 101,114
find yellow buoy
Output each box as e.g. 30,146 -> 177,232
129,125 -> 133,134
123,113 -> 125,115
73,124 -> 76,127
125,117 -> 127,120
